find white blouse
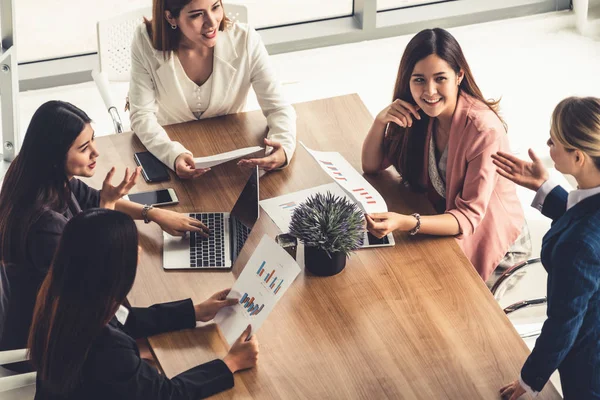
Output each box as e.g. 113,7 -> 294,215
174,53 -> 213,120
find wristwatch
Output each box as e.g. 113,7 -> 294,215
141,204 -> 154,224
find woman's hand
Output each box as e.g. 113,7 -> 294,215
492,149 -> 549,192
100,166 -> 141,210
223,325 -> 259,373
175,153 -> 211,179
366,212 -> 417,237
148,208 -> 209,237
238,138 -> 286,171
499,379 -> 526,400
194,288 -> 238,322
375,99 -> 421,128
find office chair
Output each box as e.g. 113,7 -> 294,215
491,258 -> 547,339
92,3 -> 249,134
0,349 -> 36,399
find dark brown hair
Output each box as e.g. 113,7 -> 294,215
384,28 -> 504,190
0,101 -> 91,267
28,209 -> 139,395
144,0 -> 230,58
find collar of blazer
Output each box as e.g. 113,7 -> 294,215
150,27 -> 239,121
543,191 -> 600,248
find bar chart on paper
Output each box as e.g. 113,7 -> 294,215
215,235 -> 301,345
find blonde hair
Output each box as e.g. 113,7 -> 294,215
551,97 -> 600,168
144,0 -> 230,59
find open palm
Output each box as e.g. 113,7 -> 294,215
492,149 -> 549,192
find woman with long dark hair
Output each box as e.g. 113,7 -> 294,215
362,28 -> 530,283
0,100 -> 209,370
29,209 -> 258,399
495,97 -> 600,399
129,0 -> 296,178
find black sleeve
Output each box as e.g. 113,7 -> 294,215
27,211 -> 68,276
541,185 -> 569,223
92,330 -> 234,400
121,299 -> 196,339
70,178 -> 101,209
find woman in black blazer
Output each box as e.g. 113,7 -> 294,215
493,97 -> 600,399
28,209 -> 258,399
0,101 -> 209,371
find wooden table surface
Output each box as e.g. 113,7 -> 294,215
85,94 -> 560,399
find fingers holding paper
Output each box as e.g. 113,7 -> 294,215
175,153 -> 211,179
223,325 -> 259,373
238,138 -> 286,170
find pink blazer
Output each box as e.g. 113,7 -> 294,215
421,93 -> 524,281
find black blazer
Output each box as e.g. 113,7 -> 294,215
34,299 -> 234,400
0,179 -> 100,371
521,186 -> 600,399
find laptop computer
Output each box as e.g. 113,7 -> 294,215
162,167 -> 259,270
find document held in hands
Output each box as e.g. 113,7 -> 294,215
194,146 -> 264,169
214,235 -> 301,346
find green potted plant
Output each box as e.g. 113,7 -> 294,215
289,192 -> 364,276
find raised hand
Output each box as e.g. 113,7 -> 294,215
375,99 -> 421,128
492,149 -> 549,192
100,166 -> 141,209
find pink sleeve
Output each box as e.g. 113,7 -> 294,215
446,132 -> 503,237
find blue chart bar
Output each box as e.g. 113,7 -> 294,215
256,261 -> 266,275
239,293 -> 264,316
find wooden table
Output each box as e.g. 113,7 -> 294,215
86,95 -> 560,399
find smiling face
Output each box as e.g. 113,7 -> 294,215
65,123 -> 99,179
167,0 -> 224,49
409,54 -> 464,121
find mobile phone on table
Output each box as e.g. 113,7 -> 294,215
124,188 -> 179,207
134,151 -> 170,183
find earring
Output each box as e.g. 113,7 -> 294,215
170,24 -> 177,30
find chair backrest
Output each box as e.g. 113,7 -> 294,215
97,3 -> 249,83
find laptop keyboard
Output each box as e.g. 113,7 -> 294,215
232,217 -> 251,258
189,213 -> 226,268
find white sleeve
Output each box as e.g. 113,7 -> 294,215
520,375 -> 540,398
531,179 -> 560,212
246,27 -> 297,168
129,29 -> 191,170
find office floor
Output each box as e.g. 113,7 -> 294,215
4,8 -> 600,397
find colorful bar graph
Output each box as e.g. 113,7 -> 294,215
256,261 -> 266,275
320,160 -> 334,166
274,280 -> 283,294
279,201 -> 296,210
239,293 -> 264,316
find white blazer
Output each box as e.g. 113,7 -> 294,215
129,22 -> 297,170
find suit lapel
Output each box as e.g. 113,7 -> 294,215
203,29 -> 238,118
155,55 -> 196,122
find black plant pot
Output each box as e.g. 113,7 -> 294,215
304,246 -> 346,276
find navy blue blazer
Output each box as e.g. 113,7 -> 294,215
34,299 -> 234,400
521,186 -> 600,399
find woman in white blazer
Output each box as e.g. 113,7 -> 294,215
129,0 -> 297,179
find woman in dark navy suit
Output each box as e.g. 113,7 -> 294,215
493,97 -> 600,399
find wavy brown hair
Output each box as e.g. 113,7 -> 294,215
384,28 -> 504,191
144,0 -> 230,59
28,209 -> 138,395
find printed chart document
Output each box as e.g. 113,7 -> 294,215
214,235 -> 301,346
194,146 -> 263,169
300,142 -> 388,214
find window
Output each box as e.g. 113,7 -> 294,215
378,0 -> 448,12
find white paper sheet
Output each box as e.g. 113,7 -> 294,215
300,142 -> 389,214
214,235 -> 301,346
194,146 -> 264,169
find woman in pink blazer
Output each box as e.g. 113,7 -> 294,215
362,28 -> 529,283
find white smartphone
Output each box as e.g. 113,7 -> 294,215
124,188 -> 179,207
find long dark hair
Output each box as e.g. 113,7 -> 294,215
0,101 -> 91,266
144,0 -> 230,58
28,209 -> 139,395
384,28 -> 504,190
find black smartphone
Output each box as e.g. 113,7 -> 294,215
124,188 -> 179,207
134,151 -> 170,183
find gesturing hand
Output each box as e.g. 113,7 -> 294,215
194,288 -> 238,322
100,166 -> 141,209
375,99 -> 421,128
238,138 -> 286,171
175,153 -> 211,180
499,379 -> 526,400
492,149 -> 549,192
223,325 -> 259,373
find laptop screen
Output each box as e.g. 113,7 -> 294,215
229,167 -> 259,263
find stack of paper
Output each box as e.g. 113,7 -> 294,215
194,146 -> 263,169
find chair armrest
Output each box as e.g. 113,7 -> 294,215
0,349 -> 28,365
491,257 -> 542,297
504,297 -> 547,314
0,371 -> 36,392
92,69 -> 124,134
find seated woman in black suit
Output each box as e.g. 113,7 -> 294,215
0,101 -> 209,371
494,97 -> 600,399
29,209 -> 258,399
